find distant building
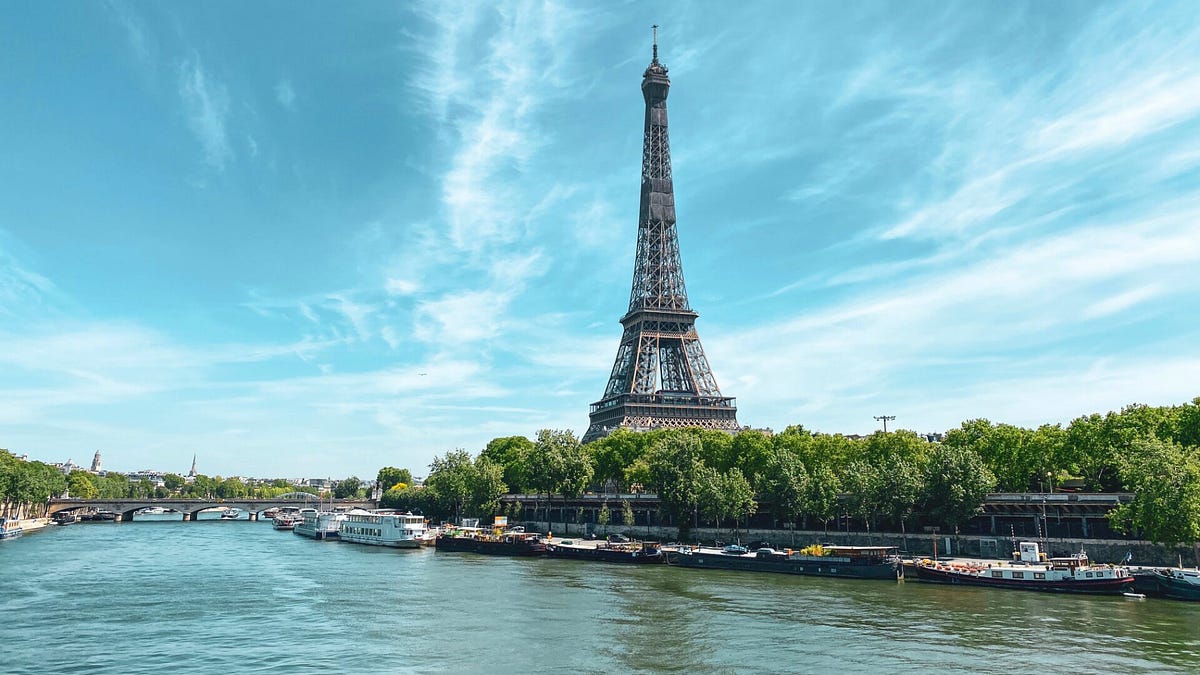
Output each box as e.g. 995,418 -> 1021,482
188,454 -> 198,478
126,470 -> 166,488
54,458 -> 83,475
91,450 -> 102,473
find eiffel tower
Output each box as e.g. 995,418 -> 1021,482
583,29 -> 739,444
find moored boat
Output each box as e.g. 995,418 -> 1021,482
435,523 -> 547,556
547,538 -> 665,564
911,541 -> 1133,594
53,511 -> 78,526
339,509 -> 428,548
272,514 -> 299,530
0,517 -> 24,540
136,506 -> 170,516
293,509 -> 345,540
220,508 -> 241,520
666,543 -> 902,579
1132,567 -> 1200,601
81,510 -> 118,522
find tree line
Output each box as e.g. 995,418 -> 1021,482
379,397 -> 1200,545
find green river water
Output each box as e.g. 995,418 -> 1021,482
2,518 -> 1198,673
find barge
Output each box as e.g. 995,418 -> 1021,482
666,543 -> 902,580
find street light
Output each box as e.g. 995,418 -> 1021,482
874,415 -> 896,433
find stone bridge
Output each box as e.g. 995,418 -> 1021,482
48,493 -> 375,521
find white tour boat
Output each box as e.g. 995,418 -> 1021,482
293,509 -> 346,540
339,509 -> 429,548
0,517 -> 23,540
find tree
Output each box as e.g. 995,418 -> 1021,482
597,502 -> 611,530
1064,413 -> 1123,491
1109,437 -> 1200,548
718,468 -> 756,536
68,470 -> 99,500
467,456 -> 507,518
480,436 -> 535,493
163,473 -> 185,493
622,499 -> 635,528
802,464 -> 841,532
380,485 -> 438,517
587,429 -> 650,492
376,467 -> 413,493
842,461 -> 883,532
425,450 -> 475,523
878,456 -> 923,536
722,429 -> 773,488
647,430 -> 710,537
526,429 -> 593,532
922,444 -> 996,530
760,448 -> 808,541
333,476 -> 362,499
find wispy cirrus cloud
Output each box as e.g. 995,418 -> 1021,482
412,1 -> 580,254
179,56 -> 233,170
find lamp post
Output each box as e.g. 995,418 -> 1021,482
874,415 -> 896,433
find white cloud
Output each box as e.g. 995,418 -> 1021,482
179,57 -> 233,170
414,289 -> 510,346
385,277 -> 420,296
275,79 -> 296,110
1082,285 -> 1164,320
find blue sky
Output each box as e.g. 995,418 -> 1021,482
3,2 -> 1199,479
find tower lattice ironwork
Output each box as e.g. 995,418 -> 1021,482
583,30 -> 739,444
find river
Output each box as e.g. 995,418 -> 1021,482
2,520 -> 1198,673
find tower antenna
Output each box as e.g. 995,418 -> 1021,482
652,24 -> 659,63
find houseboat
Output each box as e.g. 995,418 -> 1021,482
666,543 -> 902,579
911,541 -> 1134,594
339,509 -> 428,548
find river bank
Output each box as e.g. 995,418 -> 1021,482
525,521 -> 1200,567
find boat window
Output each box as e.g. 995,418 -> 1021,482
1085,572 -> 1092,578
1034,572 -> 1045,579
1012,571 -> 1024,579
991,571 -> 1003,578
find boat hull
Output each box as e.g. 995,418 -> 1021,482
547,544 -> 665,564
913,563 -> 1133,594
435,536 -> 546,556
665,550 -> 900,580
294,527 -> 340,540
340,534 -> 422,548
1132,571 -> 1200,601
